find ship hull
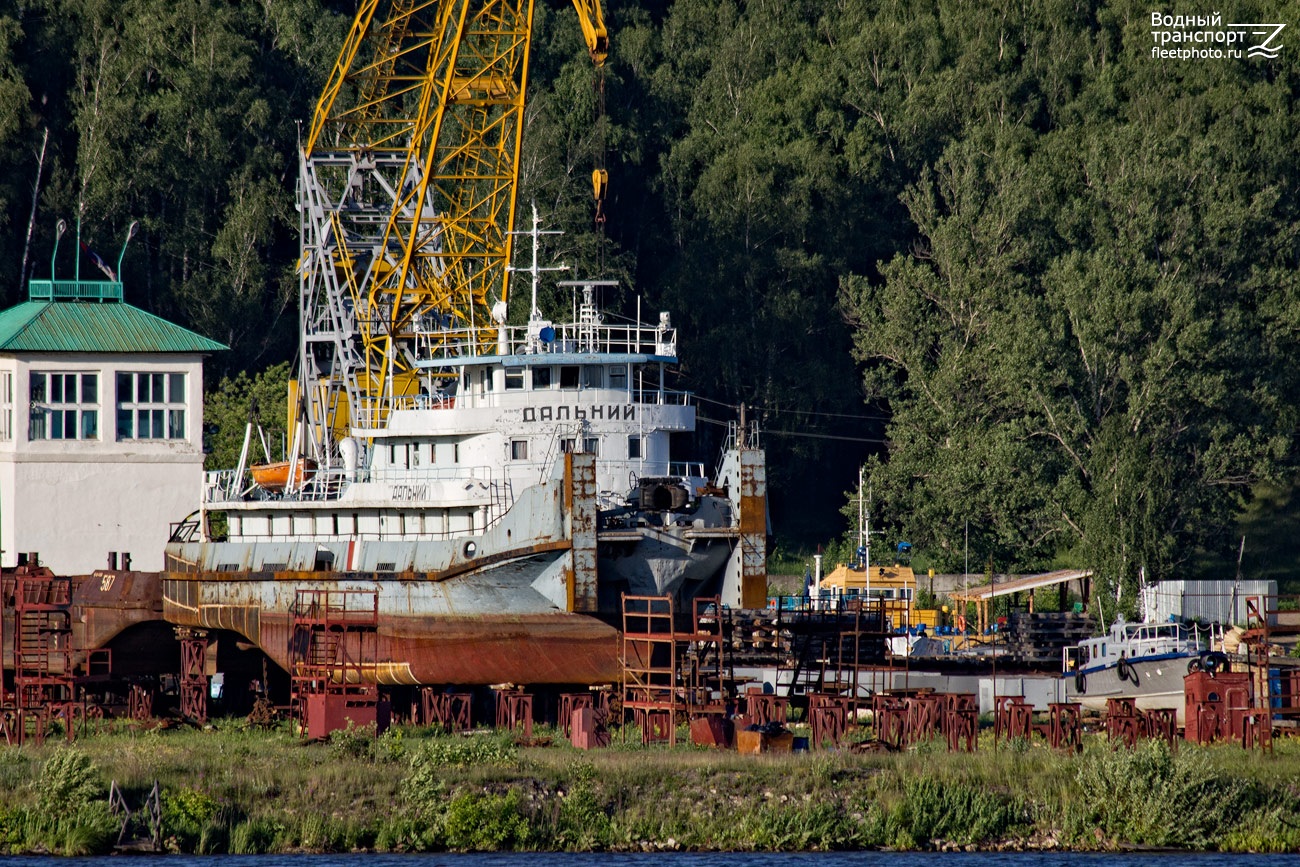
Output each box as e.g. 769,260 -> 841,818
206,607 -> 620,685
162,552 -> 622,685
1063,653 -> 1195,725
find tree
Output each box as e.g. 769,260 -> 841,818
839,0 -> 1300,610
203,361 -> 292,472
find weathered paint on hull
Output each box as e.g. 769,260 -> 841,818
1063,655 -> 1193,725
161,552 -> 623,685
1,569 -> 165,674
253,611 -> 620,685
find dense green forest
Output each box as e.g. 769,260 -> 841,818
1,0 -> 1297,601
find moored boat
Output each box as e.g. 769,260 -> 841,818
1062,618 -> 1221,724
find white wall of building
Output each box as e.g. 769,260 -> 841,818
0,352 -> 207,573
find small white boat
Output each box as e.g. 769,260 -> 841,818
1062,618 -> 1222,725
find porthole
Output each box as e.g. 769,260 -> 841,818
463,540 -> 477,558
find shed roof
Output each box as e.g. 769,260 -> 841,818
0,300 -> 227,354
949,568 -> 1093,602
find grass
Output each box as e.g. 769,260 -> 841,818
2,717 -> 1300,854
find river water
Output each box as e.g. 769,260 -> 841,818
10,853 -> 1300,867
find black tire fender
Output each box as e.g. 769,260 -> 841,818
1187,658 -> 1203,674
1204,651 -> 1228,673
1117,658 -> 1133,682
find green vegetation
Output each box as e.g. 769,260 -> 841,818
202,361 -> 292,471
0,721 -> 1299,854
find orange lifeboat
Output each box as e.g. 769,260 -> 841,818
250,459 -> 317,492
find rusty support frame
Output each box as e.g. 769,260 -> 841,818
1047,702 -> 1082,753
494,688 -> 533,738
421,689 -> 473,732
620,594 -> 681,746
177,628 -> 210,724
12,567 -> 75,715
290,588 -> 382,738
809,693 -> 849,750
129,684 -> 154,721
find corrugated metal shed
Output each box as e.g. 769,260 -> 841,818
1142,579 -> 1278,626
0,300 -> 226,353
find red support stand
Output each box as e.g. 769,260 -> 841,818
129,684 -> 154,721
943,694 -> 978,752
422,689 -> 473,732
1048,702 -> 1082,753
177,628 -> 210,724
494,688 -> 533,739
809,694 -> 849,749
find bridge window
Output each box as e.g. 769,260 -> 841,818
510,439 -> 528,460
505,369 -> 524,390
115,371 -> 185,440
582,367 -> 603,388
30,371 -> 100,440
628,435 -> 641,459
609,366 -> 627,390
532,366 -> 551,389
559,366 -> 579,389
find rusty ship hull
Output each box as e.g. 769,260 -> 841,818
161,554 -> 623,686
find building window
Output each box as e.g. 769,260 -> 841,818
0,372 -> 11,441
628,435 -> 642,459
116,372 -> 186,440
505,369 -> 524,390
29,372 -> 99,440
532,366 -> 551,389
510,439 -> 528,460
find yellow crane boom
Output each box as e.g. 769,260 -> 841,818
296,0 -> 607,449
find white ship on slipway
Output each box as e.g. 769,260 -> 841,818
163,217 -> 767,686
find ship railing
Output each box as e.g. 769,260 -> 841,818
293,466 -> 354,501
351,393 -> 455,429
667,461 -> 706,480
418,318 -> 678,362
203,469 -> 241,503
367,464 -> 496,485
632,387 -> 692,406
348,387 -> 693,424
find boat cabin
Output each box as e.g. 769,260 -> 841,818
1071,620 -> 1204,669
816,561 -> 919,630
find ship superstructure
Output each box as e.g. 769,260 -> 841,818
154,0 -> 768,688
162,222 -> 766,685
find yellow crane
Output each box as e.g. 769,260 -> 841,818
297,0 -> 607,449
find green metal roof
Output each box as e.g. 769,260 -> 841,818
0,295 -> 228,354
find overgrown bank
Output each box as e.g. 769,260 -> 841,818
1,722 -> 1297,855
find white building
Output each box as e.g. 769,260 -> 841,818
0,278 -> 225,573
